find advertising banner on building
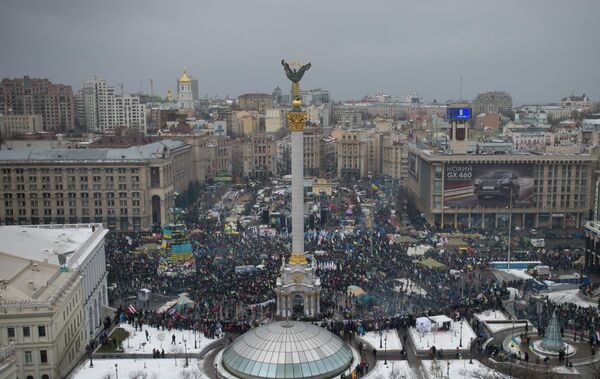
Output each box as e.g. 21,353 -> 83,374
444,163 -> 534,208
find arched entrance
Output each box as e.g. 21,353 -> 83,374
292,294 -> 304,318
152,195 -> 161,226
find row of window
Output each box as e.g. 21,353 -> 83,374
1,167 -> 141,174
7,325 -> 46,339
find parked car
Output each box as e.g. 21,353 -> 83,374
474,171 -> 520,200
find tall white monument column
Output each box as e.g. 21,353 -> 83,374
275,60 -> 321,319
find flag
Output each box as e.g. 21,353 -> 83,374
370,181 -> 379,191
127,305 -> 137,314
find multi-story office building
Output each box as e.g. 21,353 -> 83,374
382,133 -> 408,181
77,78 -> 146,133
0,140 -> 195,230
336,129 -> 382,179
0,244 -> 84,379
0,114 -> 43,137
238,93 -> 273,113
405,142 -> 595,229
231,133 -> 277,178
472,91 -> 513,114
0,77 -> 75,131
0,223 -> 108,340
303,126 -> 322,176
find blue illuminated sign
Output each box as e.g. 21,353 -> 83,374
447,107 -> 471,120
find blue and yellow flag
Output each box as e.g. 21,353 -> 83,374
370,181 -> 379,191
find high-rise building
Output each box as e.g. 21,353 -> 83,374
190,77 -> 199,100
176,68 -> 194,110
0,77 -> 75,131
77,78 -> 146,133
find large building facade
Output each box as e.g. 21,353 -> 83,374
0,249 -> 84,379
77,78 -> 146,133
473,91 -> 513,114
0,224 -> 109,341
0,114 -> 43,137
0,77 -> 75,131
406,143 -> 595,229
0,140 -> 195,231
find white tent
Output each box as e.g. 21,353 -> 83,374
407,244 -> 433,257
416,317 -> 432,333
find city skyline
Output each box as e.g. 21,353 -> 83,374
0,0 -> 598,104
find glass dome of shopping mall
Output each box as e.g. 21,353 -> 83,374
221,321 -> 353,379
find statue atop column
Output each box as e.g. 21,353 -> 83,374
281,60 -> 311,110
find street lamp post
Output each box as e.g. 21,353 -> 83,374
194,328 -> 197,349
184,339 -> 189,367
384,331 -> 388,365
115,363 -> 118,379
380,327 -> 382,349
469,337 -> 473,364
459,321 -> 463,347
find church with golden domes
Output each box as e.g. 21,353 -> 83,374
176,67 -> 194,109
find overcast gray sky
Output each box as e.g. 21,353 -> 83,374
1,0 -> 598,104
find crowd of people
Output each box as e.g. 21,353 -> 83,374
100,178 -> 598,373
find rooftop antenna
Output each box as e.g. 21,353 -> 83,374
459,73 -> 463,101
120,83 -> 124,96
150,79 -> 154,97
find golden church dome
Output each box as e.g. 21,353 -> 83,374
178,67 -> 191,83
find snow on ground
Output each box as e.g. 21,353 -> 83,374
395,278 -> 427,295
421,359 -> 507,379
70,359 -> 208,379
114,322 -> 219,354
366,360 -> 417,378
474,310 -> 510,322
358,329 -> 403,351
409,319 -> 476,352
546,289 -> 596,308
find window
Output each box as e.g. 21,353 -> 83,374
40,350 -> 48,363
7,327 -> 15,338
38,325 -> 46,337
24,351 -> 32,364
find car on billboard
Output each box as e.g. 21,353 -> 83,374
474,171 -> 520,200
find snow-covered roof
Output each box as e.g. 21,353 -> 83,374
0,224 -> 107,269
0,139 -> 187,162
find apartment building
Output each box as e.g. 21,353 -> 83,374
0,140 -> 195,231
472,91 -> 513,114
382,133 -> 408,181
77,78 -> 146,133
0,77 -> 75,131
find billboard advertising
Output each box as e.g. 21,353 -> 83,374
447,107 -> 472,120
444,163 -> 534,208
